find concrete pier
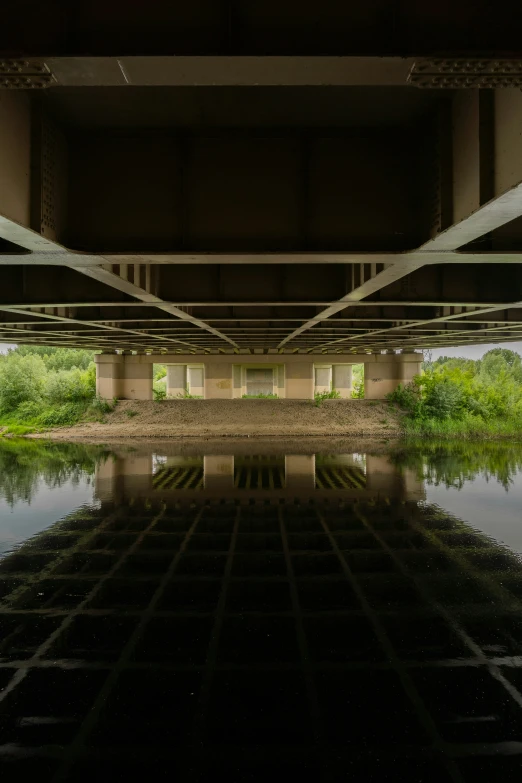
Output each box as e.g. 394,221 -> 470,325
96,353 -> 421,401
95,354 -> 153,401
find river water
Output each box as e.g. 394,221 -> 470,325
1,437 -> 522,781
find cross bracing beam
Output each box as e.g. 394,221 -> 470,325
277,181 -> 522,349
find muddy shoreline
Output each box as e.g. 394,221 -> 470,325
31,398 -> 405,442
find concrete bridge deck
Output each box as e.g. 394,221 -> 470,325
2,2 -> 522,398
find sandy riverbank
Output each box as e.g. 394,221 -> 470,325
35,398 -> 405,440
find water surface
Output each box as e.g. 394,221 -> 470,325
1,438 -> 522,781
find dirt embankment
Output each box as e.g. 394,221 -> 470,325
40,399 -> 405,440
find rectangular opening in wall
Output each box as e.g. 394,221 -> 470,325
314,366 -> 332,394
352,364 -> 364,398
245,368 -> 274,397
187,366 -> 204,398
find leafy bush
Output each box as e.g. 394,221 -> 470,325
45,365 -> 96,404
0,353 -> 47,412
38,403 -> 86,427
314,389 -> 341,407
90,396 -> 117,416
15,400 -> 44,420
153,382 -> 167,401
387,348 -> 522,434
351,381 -> 364,399
387,381 -> 422,416
423,378 -> 465,419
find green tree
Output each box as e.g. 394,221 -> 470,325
0,353 -> 47,412
479,348 -> 522,384
13,346 -> 94,371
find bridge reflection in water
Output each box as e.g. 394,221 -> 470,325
1,445 -> 522,782
95,450 -> 425,504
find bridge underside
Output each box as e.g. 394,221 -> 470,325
2,2 -> 522,363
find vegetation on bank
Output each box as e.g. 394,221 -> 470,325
2,345 -> 522,439
242,393 -> 279,399
0,346 -> 113,435
388,349 -> 522,438
388,438 -> 522,490
314,389 -> 341,406
0,437 -> 107,504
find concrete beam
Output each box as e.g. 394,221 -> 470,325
45,56 -> 415,88
89,353 -> 382,365
5,249 -> 522,266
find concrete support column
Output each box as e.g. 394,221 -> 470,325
286,362 -> 314,399
204,455 -> 234,490
332,364 -> 353,398
95,353 -> 123,399
205,362 -> 233,399
95,353 -> 153,400
364,352 -> 422,400
167,365 -> 187,397
285,455 -> 316,490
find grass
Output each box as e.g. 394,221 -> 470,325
0,397 -> 118,436
154,386 -> 204,399
241,393 -> 279,399
402,413 -> 522,440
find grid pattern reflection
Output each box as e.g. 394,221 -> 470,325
0,499 -> 522,781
